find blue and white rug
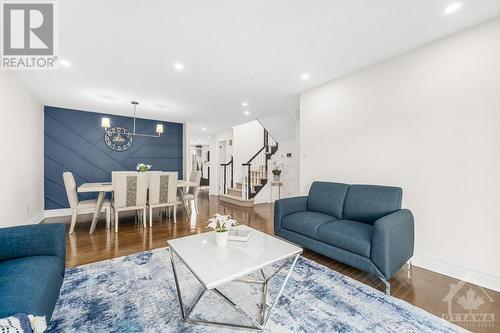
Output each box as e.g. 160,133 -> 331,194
48,248 -> 467,333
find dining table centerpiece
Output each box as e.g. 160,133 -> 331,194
136,163 -> 152,172
208,214 -> 238,246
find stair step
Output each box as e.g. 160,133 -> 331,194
230,187 -> 257,194
228,188 -> 241,196
219,194 -> 254,207
244,176 -> 267,180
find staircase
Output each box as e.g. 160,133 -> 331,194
220,129 -> 278,206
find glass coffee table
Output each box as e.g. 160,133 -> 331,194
167,225 -> 302,331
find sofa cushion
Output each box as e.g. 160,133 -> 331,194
307,181 -> 349,219
0,256 -> 64,321
282,211 -> 337,239
317,220 -> 373,257
343,184 -> 402,224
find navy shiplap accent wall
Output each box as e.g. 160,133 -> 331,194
44,106 -> 183,209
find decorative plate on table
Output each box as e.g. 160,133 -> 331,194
104,127 -> 133,151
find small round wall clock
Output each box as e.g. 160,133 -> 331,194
104,127 -> 133,151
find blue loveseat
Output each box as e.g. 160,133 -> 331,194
274,181 -> 414,294
0,224 -> 66,324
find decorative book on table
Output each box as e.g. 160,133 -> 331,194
228,228 -> 252,242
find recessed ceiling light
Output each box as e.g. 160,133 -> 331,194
300,73 -> 310,80
58,59 -> 71,67
443,2 -> 462,15
244,111 -> 250,115
207,136 -> 211,139
202,127 -> 207,131
174,62 -> 184,71
241,102 -> 248,107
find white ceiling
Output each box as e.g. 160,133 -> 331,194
13,0 -> 500,143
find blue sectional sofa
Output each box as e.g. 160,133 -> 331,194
0,224 -> 66,324
274,181 -> 414,294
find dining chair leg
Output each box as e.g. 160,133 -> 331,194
115,211 -> 119,233
173,204 -> 177,224
149,206 -> 153,228
69,211 -> 78,234
194,198 -> 198,214
168,206 -> 171,220
143,207 -> 147,228
106,207 -> 111,229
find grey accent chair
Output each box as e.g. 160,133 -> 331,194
274,181 -> 414,295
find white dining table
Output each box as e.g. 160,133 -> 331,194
78,180 -> 198,235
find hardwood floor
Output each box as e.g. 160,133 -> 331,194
46,191 -> 499,332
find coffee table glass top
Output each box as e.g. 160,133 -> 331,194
167,225 -> 302,289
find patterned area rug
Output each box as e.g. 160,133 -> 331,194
48,248 -> 467,333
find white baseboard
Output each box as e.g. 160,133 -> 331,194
26,211 -> 45,224
412,254 -> 500,293
44,208 -> 72,218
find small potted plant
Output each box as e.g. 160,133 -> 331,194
271,158 -> 283,181
208,214 -> 238,246
136,163 -> 152,172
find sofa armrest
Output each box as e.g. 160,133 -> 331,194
0,224 -> 66,261
274,196 -> 308,233
371,209 -> 414,279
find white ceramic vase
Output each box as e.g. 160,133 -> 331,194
215,231 -> 229,246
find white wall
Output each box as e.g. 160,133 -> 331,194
258,110 -> 298,143
0,71 -> 44,227
300,18 -> 500,291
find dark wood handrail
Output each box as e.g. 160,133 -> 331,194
243,146 -> 266,165
220,156 -> 233,166
220,156 -> 233,193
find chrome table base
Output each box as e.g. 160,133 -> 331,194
169,248 -> 300,331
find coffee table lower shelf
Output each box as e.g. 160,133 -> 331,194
169,247 -> 301,331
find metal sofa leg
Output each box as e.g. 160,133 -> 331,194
379,277 -> 390,295
408,261 -> 412,279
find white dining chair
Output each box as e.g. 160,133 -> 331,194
63,172 -> 111,234
183,171 -> 201,214
111,171 -> 148,232
111,170 -> 151,222
148,172 -> 178,226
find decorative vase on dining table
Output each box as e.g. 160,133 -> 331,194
215,231 -> 229,246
